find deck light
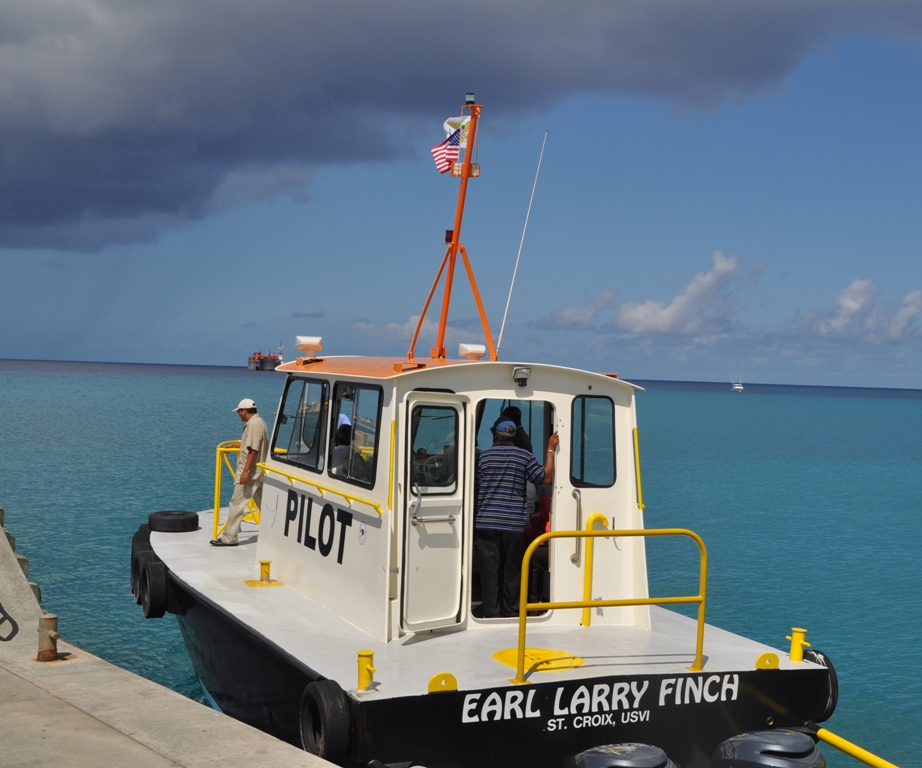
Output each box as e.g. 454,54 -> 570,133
459,343 -> 486,360
512,366 -> 531,387
465,92 -> 475,104
445,229 -> 453,243
295,335 -> 323,358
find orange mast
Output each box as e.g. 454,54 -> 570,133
407,95 -> 497,363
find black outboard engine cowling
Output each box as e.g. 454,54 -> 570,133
712,730 -> 825,768
573,743 -> 676,768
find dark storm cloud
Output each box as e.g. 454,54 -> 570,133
2,0 -> 921,250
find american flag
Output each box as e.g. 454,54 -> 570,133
430,129 -> 461,174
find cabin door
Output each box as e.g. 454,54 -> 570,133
401,393 -> 468,632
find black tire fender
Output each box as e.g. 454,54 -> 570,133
299,679 -> 351,762
803,648 -> 838,722
148,510 -> 199,533
141,561 -> 168,619
131,529 -> 152,573
132,549 -> 157,603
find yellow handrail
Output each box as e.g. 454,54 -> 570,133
633,427 -> 645,510
816,727 -> 899,768
513,527 -> 708,684
581,513 -> 609,626
257,463 -> 384,516
213,441 -> 262,539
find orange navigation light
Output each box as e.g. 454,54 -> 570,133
450,162 -> 480,178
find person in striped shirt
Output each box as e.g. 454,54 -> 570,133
474,417 -> 559,618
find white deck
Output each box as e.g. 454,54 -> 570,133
153,510 -> 811,701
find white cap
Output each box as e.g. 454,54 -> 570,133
233,398 -> 257,412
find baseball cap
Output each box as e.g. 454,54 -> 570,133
233,398 -> 257,412
492,418 -> 516,437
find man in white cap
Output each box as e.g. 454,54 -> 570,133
212,398 -> 269,546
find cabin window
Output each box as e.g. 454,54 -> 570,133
475,398 -> 554,458
273,377 -> 329,472
570,396 -> 616,488
329,383 -> 382,488
409,405 -> 458,494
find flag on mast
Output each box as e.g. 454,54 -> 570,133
443,115 -> 471,147
430,129 -> 461,174
430,115 -> 472,174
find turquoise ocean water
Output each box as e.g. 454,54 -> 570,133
0,359 -> 919,767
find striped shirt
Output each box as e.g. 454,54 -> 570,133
475,442 -> 546,532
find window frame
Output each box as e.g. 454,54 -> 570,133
409,403 -> 460,497
271,375 -> 330,475
327,381 -> 384,490
570,394 -> 617,489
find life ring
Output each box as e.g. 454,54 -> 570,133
148,510 -> 199,533
299,679 -> 351,762
141,561 -> 168,619
803,648 -> 838,722
132,549 -> 157,603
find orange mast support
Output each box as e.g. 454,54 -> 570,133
407,96 -> 498,363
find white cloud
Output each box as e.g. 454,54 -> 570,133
530,290 -> 614,330
798,280 -> 922,342
889,289 -> 922,341
351,314 -> 480,347
614,250 -> 741,336
800,278 -> 878,338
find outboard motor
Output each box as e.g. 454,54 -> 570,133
573,743 -> 676,768
712,730 -> 825,768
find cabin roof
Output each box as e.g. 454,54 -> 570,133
276,355 -> 643,390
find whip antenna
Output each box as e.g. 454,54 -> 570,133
496,131 -> 547,355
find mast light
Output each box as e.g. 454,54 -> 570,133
465,92 -> 476,105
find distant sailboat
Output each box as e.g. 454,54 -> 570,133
731,375 -> 744,393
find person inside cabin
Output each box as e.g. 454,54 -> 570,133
474,417 -> 559,617
211,398 -> 269,547
498,405 -> 533,453
331,424 -> 352,476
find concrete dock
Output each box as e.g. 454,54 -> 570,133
1,508 -> 332,768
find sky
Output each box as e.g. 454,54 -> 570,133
3,1 -> 922,388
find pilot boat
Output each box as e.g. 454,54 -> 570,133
132,96 -> 884,768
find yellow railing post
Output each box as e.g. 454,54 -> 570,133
633,427 -> 645,510
514,528 -> 708,684
213,440 -> 244,539
581,513 -> 609,626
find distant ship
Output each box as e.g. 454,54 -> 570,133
247,345 -> 283,371
731,376 -> 744,393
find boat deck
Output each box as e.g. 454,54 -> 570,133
152,511 -> 810,701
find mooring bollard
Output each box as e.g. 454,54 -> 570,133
37,613 -> 60,661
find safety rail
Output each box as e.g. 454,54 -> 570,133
811,725 -> 900,768
257,463 -> 384,516
512,527 -> 708,684
213,441 -> 261,539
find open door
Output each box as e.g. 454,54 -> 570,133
401,392 -> 468,632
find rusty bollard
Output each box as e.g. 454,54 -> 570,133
37,613 -> 60,661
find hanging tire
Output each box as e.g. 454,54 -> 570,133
132,549 -> 157,602
299,679 -> 351,762
131,529 -> 152,572
141,561 -> 168,619
148,510 -> 199,533
803,648 -> 838,722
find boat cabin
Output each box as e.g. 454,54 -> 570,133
255,353 -> 650,643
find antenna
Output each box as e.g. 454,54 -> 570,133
497,131 -> 548,356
